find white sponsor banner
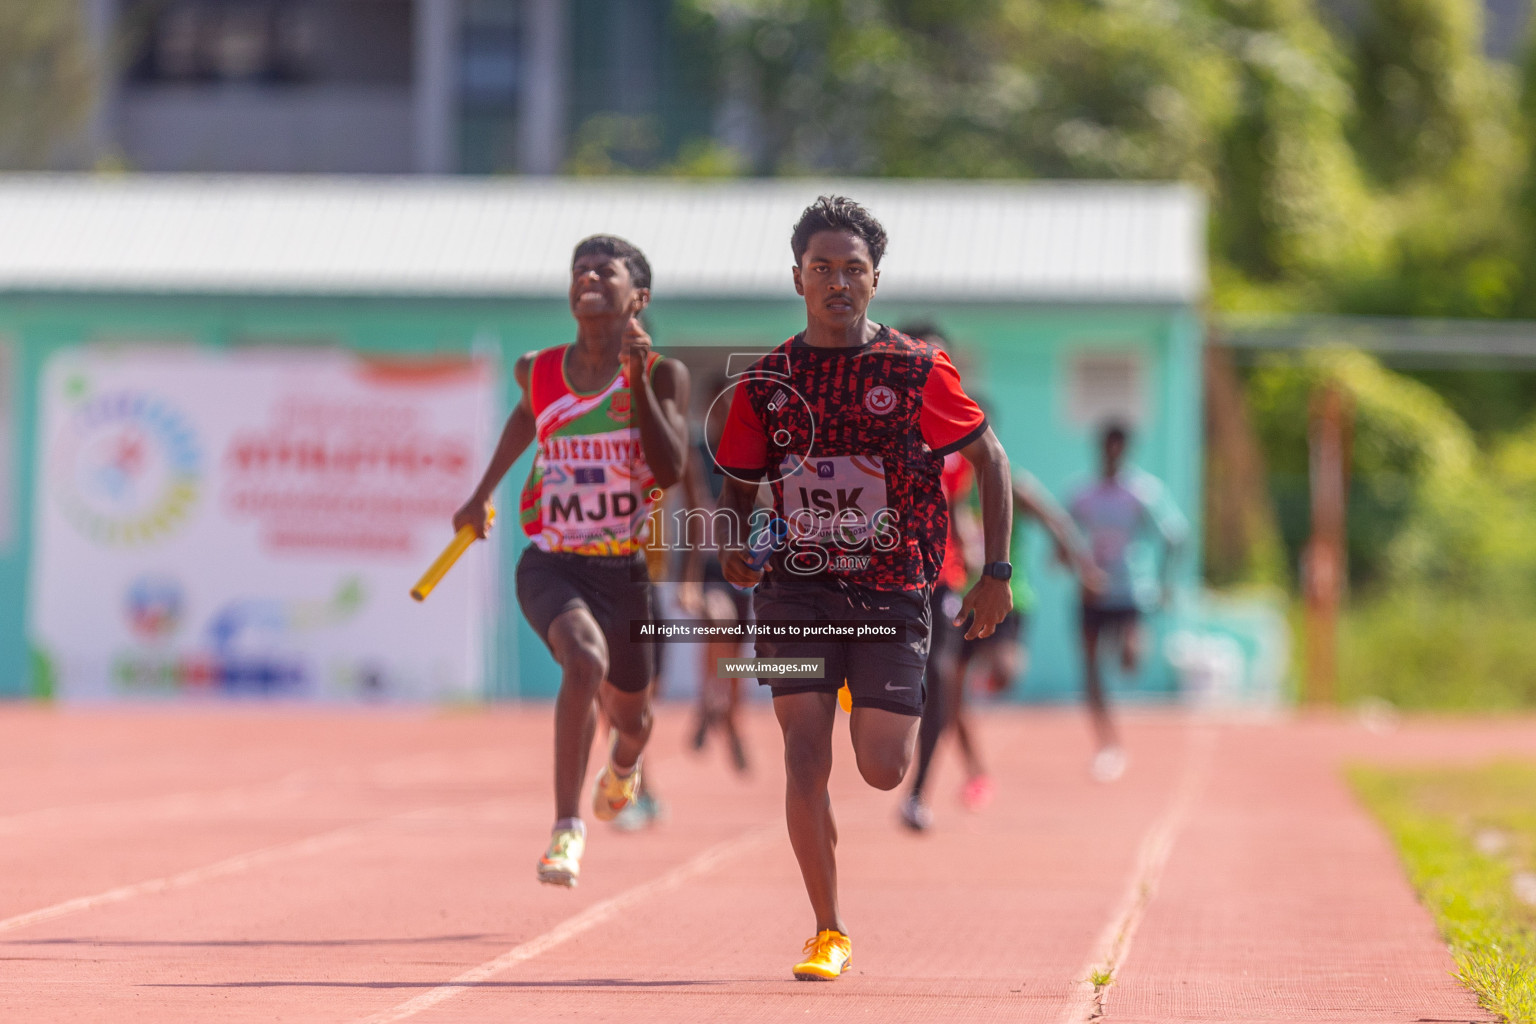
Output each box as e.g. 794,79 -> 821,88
30,347 -> 497,701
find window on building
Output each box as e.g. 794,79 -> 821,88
122,0 -> 412,87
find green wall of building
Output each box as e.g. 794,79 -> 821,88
0,291 -> 1201,703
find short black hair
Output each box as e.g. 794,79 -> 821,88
572,234 -> 651,292
791,195 -> 888,267
897,321 -> 950,348
1101,421 -> 1131,447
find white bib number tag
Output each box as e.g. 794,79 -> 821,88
780,455 -> 888,546
541,461 -> 642,547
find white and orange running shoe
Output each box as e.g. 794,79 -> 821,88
536,827 -> 585,887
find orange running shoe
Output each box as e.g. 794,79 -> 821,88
793,929 -> 852,981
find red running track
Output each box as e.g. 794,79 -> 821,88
0,704 -> 1508,1023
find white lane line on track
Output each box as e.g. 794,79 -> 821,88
354,825 -> 778,1024
1059,724 -> 1218,1024
0,773 -> 313,838
0,748 -> 510,838
0,803 -> 510,937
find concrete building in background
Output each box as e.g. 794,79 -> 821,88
0,176 -> 1222,703
75,0 -> 1534,176
78,0 -> 708,175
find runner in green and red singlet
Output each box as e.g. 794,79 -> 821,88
454,235 -> 689,887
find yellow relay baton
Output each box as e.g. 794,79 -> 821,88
411,505 -> 494,602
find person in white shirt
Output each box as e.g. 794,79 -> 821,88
1069,422 -> 1186,782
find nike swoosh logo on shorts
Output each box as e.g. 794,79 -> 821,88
884,682 -> 910,691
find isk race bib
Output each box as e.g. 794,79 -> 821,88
779,455 -> 890,546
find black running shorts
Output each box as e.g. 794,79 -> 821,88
753,579 -> 931,716
515,546 -> 657,693
1081,603 -> 1140,635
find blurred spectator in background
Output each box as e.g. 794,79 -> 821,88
1070,422 -> 1186,783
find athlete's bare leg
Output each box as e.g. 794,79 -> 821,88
696,636 -> 738,746
849,705 -> 919,791
950,662 -> 985,779
774,691 -> 843,934
691,639 -> 726,750
1081,619 -> 1120,751
908,621 -> 960,801
720,675 -> 749,771
1120,621 -> 1145,675
599,681 -> 652,772
547,607 -> 651,820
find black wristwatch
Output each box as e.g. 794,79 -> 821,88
981,561 -> 1012,582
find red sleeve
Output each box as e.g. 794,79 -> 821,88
715,384 -> 768,478
921,349 -> 988,455
940,452 -> 975,502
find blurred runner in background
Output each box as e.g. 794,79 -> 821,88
896,322 -> 1100,831
609,473 -> 675,832
678,375 -> 753,775
1069,422 -> 1186,783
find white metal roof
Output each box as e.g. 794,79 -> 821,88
0,176 -> 1205,303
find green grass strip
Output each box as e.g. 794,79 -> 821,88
1352,764 -> 1536,1023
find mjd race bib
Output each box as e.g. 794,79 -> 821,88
780,455 -> 889,546
538,453 -> 648,552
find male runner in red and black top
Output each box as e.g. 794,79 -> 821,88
713,196 -> 1013,980
453,235 -> 689,887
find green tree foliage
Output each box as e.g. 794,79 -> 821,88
1350,0 -> 1505,187
682,0 -> 1236,180
0,0 -> 94,168
1205,0 -> 1384,283
678,0 -> 1531,318
1510,14 -> 1536,316
1248,348 -> 1536,599
1331,0 -> 1522,318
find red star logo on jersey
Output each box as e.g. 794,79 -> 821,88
864,385 -> 897,416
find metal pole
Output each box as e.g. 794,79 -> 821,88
517,0 -> 568,175
414,0 -> 460,174
81,0 -> 118,168
1303,382 -> 1350,704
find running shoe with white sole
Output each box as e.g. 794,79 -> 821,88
536,827 -> 585,887
899,794 -> 933,832
611,790 -> 664,832
592,756 -> 642,822
793,930 -> 852,981
1090,745 -> 1127,783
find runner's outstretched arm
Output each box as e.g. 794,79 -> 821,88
454,352 -> 538,538
1153,513 -> 1187,609
1013,474 -> 1102,591
622,317 -> 690,490
1137,484 -> 1188,609
676,445 -> 711,614
955,428 -> 1013,640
